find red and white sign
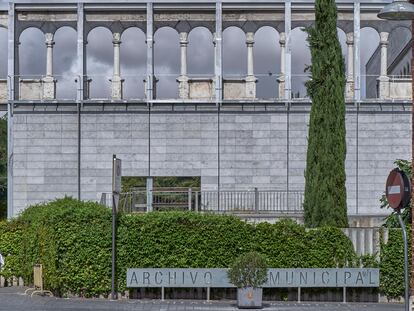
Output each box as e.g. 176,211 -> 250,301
385,169 -> 410,210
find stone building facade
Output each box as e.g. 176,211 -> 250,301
0,0 -> 412,224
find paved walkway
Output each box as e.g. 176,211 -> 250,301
0,287 -> 404,311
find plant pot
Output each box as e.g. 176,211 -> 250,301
237,287 -> 263,309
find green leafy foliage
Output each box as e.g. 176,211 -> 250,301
0,116 -> 6,220
303,0 -> 348,227
0,198 -> 358,297
4,197 -> 113,297
380,227 -> 412,300
116,211 -> 255,291
227,251 -> 268,288
0,220 -> 24,277
121,176 -> 200,192
380,159 -> 412,227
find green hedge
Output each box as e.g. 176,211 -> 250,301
1,198 -> 113,296
380,227 -> 412,300
0,220 -> 24,278
0,198 -> 358,297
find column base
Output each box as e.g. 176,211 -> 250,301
245,75 -> 257,99
346,79 -> 355,100
177,75 -> 189,99
110,76 -> 124,100
42,76 -> 56,100
277,76 -> 285,99
378,76 -> 390,99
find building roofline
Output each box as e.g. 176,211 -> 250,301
0,0 -> 396,5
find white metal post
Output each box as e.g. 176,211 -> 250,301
77,3 -> 86,101
146,177 -> 153,212
215,1 -> 223,104
146,3 -> 154,102
76,3 -> 85,200
7,2 -> 16,219
284,0 -> 292,101
353,1 -> 361,102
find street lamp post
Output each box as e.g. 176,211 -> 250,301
378,1 -> 414,311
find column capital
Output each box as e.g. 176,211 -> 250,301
246,32 -> 254,46
112,32 -> 121,45
45,33 -> 55,47
346,32 -> 353,45
279,32 -> 286,46
380,32 -> 389,45
179,31 -> 188,45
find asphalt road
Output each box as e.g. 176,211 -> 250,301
0,287 -> 404,311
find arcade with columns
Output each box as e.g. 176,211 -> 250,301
0,0 -> 411,102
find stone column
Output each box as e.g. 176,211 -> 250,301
378,32 -> 390,99
245,32 -> 257,98
42,33 -> 56,99
345,32 -> 354,100
177,31 -> 189,99
278,33 -> 286,99
111,32 -> 124,99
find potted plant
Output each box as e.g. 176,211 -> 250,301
227,251 -> 268,309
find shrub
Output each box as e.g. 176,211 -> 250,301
380,227 -> 412,300
7,197 -> 112,297
0,220 -> 24,277
227,251 -> 268,288
116,211 -> 254,291
0,198 -> 358,297
305,227 -> 356,268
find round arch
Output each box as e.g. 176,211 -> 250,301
388,26 -> 411,79
0,27 -> 7,78
121,27 -> 147,99
85,25 -> 112,39
254,24 -> 280,35
54,26 -> 77,99
337,27 -> 347,68
223,26 -> 246,78
188,26 -> 214,76
291,26 -> 310,98
254,26 -> 280,99
154,26 -> 180,99
19,27 -> 46,77
87,26 -> 113,99
360,27 -> 380,99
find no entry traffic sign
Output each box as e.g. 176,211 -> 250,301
385,168 -> 411,210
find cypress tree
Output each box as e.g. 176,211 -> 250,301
303,0 -> 348,227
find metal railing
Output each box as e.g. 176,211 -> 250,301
100,189 -> 304,214
4,74 -> 413,101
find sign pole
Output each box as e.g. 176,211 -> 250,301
385,168 -> 411,311
111,191 -> 116,300
111,154 -> 122,300
397,209 -> 410,311
111,155 -> 117,300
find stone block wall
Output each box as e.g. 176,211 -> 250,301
0,80 -> 7,103
11,105 -> 411,218
12,113 -> 78,216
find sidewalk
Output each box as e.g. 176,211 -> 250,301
0,287 -> 404,311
